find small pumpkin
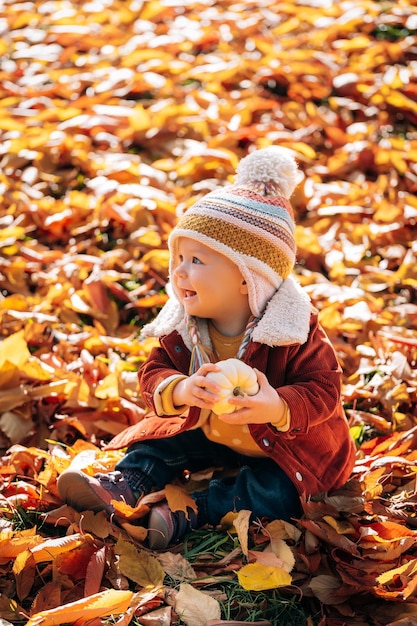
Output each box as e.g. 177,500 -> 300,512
206,358 -> 259,415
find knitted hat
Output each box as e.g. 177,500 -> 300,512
168,146 -> 301,317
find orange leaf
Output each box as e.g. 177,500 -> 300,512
360,520 -> 417,542
25,589 -> 133,626
29,533 -> 92,563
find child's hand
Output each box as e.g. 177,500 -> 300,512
173,363 -> 221,409
218,369 -> 285,425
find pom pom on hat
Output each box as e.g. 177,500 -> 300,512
169,146 -> 300,317
235,146 -> 301,199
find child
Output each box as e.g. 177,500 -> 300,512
58,146 -> 356,550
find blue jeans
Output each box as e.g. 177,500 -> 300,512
116,429 -> 301,526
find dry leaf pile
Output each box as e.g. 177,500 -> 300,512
0,0 -> 417,624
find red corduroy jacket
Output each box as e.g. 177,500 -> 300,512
106,310 -> 356,498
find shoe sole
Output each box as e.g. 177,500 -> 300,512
57,471 -> 113,514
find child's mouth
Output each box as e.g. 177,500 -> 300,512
183,290 -> 196,299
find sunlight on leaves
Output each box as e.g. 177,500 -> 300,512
237,562 -> 292,591
24,589 -> 133,626
0,0 -> 416,623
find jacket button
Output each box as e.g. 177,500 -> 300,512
295,472 -> 303,481
262,438 -> 270,447
174,345 -> 182,352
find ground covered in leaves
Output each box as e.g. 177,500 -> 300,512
0,0 -> 417,624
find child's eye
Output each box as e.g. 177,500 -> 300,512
192,256 -> 203,264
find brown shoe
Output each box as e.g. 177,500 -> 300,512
57,469 -> 137,514
147,502 -> 198,550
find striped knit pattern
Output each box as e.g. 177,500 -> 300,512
177,212 -> 293,279
177,186 -> 295,280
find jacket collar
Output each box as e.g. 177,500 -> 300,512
141,275 -> 312,350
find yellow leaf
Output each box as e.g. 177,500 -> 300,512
95,372 -> 120,399
119,521 -> 148,542
140,249 -> 170,278
219,511 -> 239,532
136,293 -> 169,308
264,519 -> 301,543
24,589 -> 133,626
116,538 -> 164,588
295,226 -> 322,255
0,331 -> 31,369
129,104 -> 151,131
376,558 -> 417,586
386,90 -> 417,114
136,228 -> 162,248
23,358 -> 55,382
0,226 -> 26,241
290,142 -> 317,159
0,361 -> 20,390
319,305 -> 342,330
0,116 -> 27,132
362,467 -> 385,500
165,484 -> 198,518
139,0 -> 165,20
269,538 -> 295,574
323,516 -> 356,535
237,562 -> 292,591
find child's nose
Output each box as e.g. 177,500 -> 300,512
174,263 -> 186,278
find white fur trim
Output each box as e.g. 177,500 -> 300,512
141,293 -> 186,339
251,277 -> 311,346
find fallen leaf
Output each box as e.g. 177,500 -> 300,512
237,562 -> 291,591
174,583 -> 221,626
116,538 -> 164,588
24,589 -> 133,626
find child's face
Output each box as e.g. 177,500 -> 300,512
172,237 -> 251,335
